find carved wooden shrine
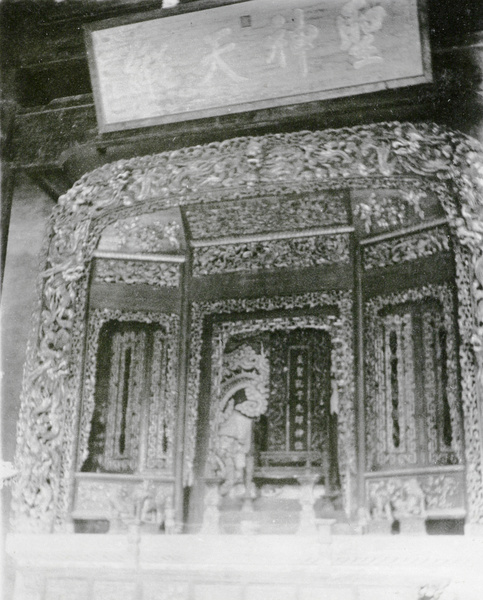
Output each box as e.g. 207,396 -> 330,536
11,122 -> 483,535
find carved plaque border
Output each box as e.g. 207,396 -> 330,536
11,122 -> 483,532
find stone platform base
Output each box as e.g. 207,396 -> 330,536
6,533 -> 483,600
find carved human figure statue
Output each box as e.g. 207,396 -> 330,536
217,390 -> 256,496
215,344 -> 270,496
217,383 -> 268,496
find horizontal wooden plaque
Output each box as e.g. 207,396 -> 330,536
86,0 -> 431,132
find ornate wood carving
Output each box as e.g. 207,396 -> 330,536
367,477 -> 426,521
364,284 -> 464,471
73,477 -> 175,530
78,309 -> 179,479
452,242 -> 483,525
354,189 -> 428,233
192,234 -> 350,276
362,226 -> 450,270
184,191 -> 349,240
11,122 -> 483,532
213,343 -> 270,496
366,470 -> 466,521
103,216 -> 182,253
189,291 -> 355,513
94,259 -> 181,287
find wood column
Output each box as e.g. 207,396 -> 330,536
174,252 -> 192,528
352,234 -> 366,515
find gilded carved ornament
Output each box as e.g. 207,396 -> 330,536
184,191 -> 348,240
11,122 -> 483,532
362,226 -> 450,270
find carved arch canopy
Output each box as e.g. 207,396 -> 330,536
12,122 -> 483,532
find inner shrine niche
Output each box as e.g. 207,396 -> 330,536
201,321 -> 344,533
12,124 -> 483,536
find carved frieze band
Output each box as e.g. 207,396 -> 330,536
107,216 -> 182,253
93,259 -> 181,287
192,234 -> 350,276
11,122 -> 483,532
362,226 -> 450,270
184,191 -> 349,240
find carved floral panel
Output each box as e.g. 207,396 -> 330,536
93,259 -> 181,288
184,191 -> 349,240
352,189 -> 445,235
73,477 -> 175,524
192,234 -> 350,276
97,210 -> 184,254
362,226 -> 451,270
366,470 -> 466,520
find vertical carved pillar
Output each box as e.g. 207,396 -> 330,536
352,229 -> 365,519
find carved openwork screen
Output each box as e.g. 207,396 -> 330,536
365,291 -> 464,471
81,320 -> 177,475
